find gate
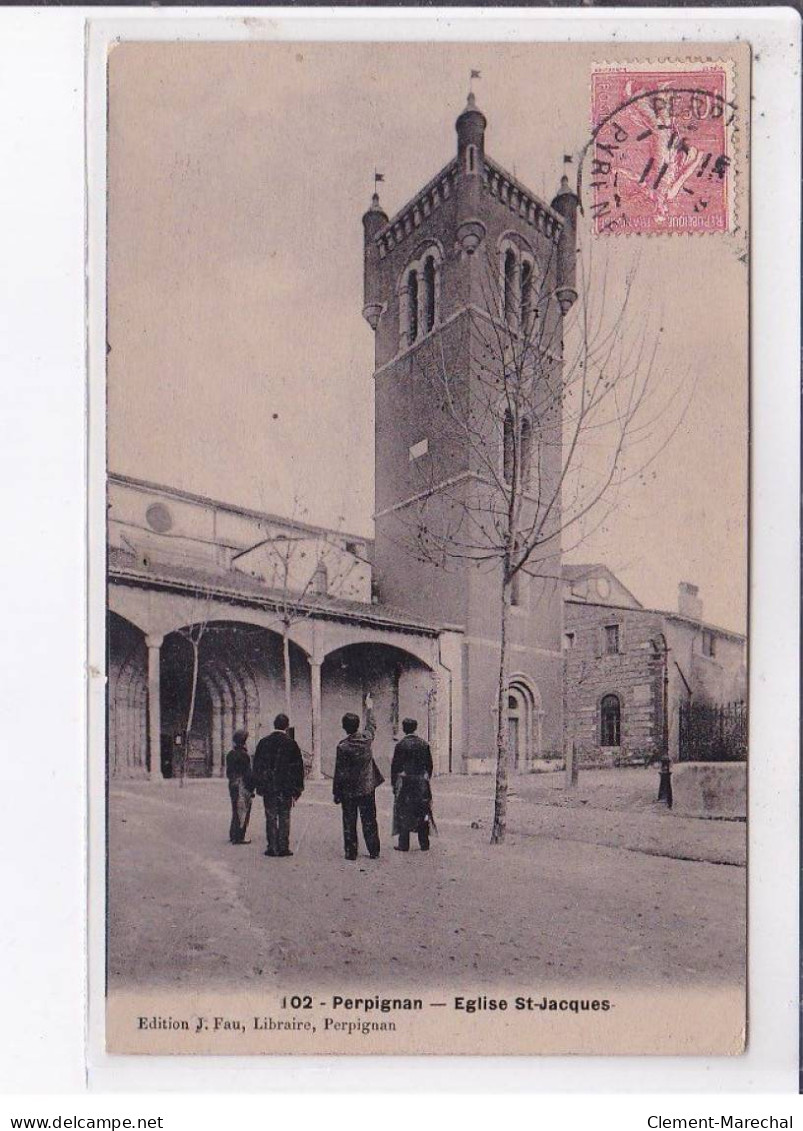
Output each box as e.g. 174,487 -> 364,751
677,701 -> 747,763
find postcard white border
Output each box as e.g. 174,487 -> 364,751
1,4 -> 797,1096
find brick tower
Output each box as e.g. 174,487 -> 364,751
362,93 -> 578,769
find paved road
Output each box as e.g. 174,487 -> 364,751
108,778 -> 745,993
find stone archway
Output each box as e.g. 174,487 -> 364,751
108,611 -> 149,777
320,641 -> 436,780
507,674 -> 543,772
158,620 -> 311,779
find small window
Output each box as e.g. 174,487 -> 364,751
564,632 -> 575,651
311,561 -> 328,596
520,417 -> 532,488
702,630 -> 717,658
145,502 -> 173,533
510,539 -> 524,608
502,411 -> 533,489
600,694 -> 621,747
409,438 -> 429,462
604,624 -> 620,655
503,409 -> 515,485
467,145 -> 477,173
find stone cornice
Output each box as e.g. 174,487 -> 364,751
373,153 -> 565,262
483,157 -> 564,244
375,159 -> 459,260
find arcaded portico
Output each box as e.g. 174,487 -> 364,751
108,542 -> 463,782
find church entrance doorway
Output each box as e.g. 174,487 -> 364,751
507,692 -> 524,769
506,677 -> 544,771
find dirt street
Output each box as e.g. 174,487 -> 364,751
108,775 -> 745,993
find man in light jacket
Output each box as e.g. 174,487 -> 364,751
333,693 -> 384,860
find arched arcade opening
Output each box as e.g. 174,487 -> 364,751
158,620 -> 311,778
108,611 -> 149,777
320,641 -> 436,780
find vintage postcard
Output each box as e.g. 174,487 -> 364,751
97,37 -> 749,1056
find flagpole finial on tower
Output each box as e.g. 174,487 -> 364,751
371,171 -> 385,208
463,71 -> 483,117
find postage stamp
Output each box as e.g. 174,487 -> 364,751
589,65 -> 735,235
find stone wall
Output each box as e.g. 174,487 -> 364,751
672,762 -> 746,819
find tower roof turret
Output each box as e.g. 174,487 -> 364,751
551,169 -> 579,315
363,191 -> 387,219
455,91 -> 487,157
552,173 -> 574,201
362,191 -> 388,240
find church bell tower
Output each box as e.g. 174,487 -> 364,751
362,92 -> 579,769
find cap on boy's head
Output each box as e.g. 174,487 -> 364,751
274,713 -> 290,731
402,718 -> 418,734
342,712 -> 360,735
233,728 -> 249,746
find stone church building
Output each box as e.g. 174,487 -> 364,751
107,93 -> 578,779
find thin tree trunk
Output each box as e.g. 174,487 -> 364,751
491,577 -> 512,844
182,637 -> 200,788
282,627 -> 292,719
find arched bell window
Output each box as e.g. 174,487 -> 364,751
499,238 -> 538,334
407,269 -> 419,342
600,694 -> 621,747
503,248 -> 517,324
520,259 -> 533,330
423,256 -> 436,334
399,245 -> 442,349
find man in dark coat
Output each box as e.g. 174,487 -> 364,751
391,718 -> 434,852
225,728 -> 253,845
333,693 -> 384,860
252,713 -> 305,858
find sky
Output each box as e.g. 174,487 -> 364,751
107,41 -> 748,633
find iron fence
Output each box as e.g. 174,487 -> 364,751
677,700 -> 748,763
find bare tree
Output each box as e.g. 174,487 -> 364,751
402,238 -> 692,844
231,501 -> 363,771
174,591 -> 215,786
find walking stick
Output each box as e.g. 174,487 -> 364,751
291,801 -> 314,856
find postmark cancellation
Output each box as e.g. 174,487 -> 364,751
588,61 -> 740,235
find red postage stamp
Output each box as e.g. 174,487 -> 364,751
589,66 -> 733,234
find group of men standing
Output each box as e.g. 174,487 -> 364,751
225,694 -> 435,860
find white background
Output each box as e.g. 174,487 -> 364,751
0,5 -> 799,1116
